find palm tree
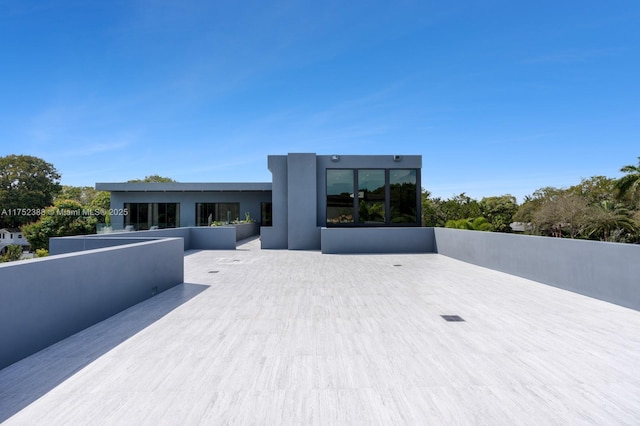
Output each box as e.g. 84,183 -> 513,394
614,157 -> 640,202
585,201 -> 637,242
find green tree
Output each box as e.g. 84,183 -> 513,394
22,200 -> 97,250
514,187 -> 565,232
585,201 -> 637,242
531,192 -> 589,238
445,217 -> 494,231
614,157 -> 640,204
440,193 -> 481,222
1,244 -> 23,262
569,176 -> 617,205
480,195 -> 518,232
0,155 -> 62,228
128,175 -> 176,183
56,185 -> 101,206
421,190 -> 446,227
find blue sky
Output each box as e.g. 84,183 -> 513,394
1,1 -> 639,202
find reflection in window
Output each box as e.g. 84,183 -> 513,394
327,169 -> 354,224
390,169 -> 417,223
124,203 -> 180,230
196,203 -> 240,225
358,169 -> 385,224
326,168 -> 419,226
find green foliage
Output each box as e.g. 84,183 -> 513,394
35,248 -> 49,257
56,185 -> 100,205
127,175 -> 176,183
0,154 -> 62,228
2,244 -> 23,262
445,217 -> 494,231
585,201 -> 637,242
440,193 -> 481,222
512,163 -> 640,242
614,157 -> 640,205
479,195 -> 518,232
22,200 -> 97,251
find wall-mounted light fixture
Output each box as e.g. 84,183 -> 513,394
393,155 -> 402,162
331,155 -> 340,162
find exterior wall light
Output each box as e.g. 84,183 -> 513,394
393,155 -> 402,162
331,155 -> 340,162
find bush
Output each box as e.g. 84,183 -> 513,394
35,249 -> 49,257
2,245 -> 23,262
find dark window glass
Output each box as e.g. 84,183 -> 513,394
124,203 -> 180,230
390,169 -> 417,224
358,169 -> 385,224
327,169 -> 354,224
196,202 -> 240,225
138,203 -> 149,229
196,203 -> 216,226
261,202 -> 272,226
218,203 -> 240,223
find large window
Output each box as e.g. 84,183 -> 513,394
390,169 -> 418,224
358,169 -> 386,224
326,169 -> 419,227
327,169 -> 355,224
195,203 -> 240,226
124,203 -> 180,230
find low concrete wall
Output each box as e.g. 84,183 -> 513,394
190,227 -> 235,249
321,227 -> 435,254
234,223 -> 260,241
50,237 -> 158,254
50,227 -> 236,255
433,228 -> 640,311
0,238 -> 184,370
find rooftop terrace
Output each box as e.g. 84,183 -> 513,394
2,238 -> 640,424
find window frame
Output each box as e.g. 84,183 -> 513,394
325,168 -> 420,227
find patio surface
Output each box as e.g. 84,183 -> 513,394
2,238 -> 640,424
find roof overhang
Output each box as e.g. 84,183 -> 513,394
95,182 -> 272,193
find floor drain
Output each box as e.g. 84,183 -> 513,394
441,315 -> 465,322
209,270 -> 219,274
393,264 -> 402,267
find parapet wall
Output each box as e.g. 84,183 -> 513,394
50,226 -> 239,255
433,228 -> 640,311
321,227 -> 435,254
0,238 -> 184,370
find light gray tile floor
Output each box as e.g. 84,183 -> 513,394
2,237 -> 640,424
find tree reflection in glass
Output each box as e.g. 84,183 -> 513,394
326,169 -> 354,224
390,169 -> 417,223
358,169 -> 385,223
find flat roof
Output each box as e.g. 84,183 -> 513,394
95,182 -> 272,192
2,239 -> 640,423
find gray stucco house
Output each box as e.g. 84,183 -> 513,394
97,153 -> 424,251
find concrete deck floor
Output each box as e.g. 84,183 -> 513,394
2,238 -> 640,424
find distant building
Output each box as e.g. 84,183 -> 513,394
97,153 -> 423,251
0,228 -> 30,254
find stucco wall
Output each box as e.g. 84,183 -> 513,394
321,227 -> 435,254
108,191 -> 270,229
261,156 -> 288,249
287,153 -> 320,249
433,228 -> 640,311
50,227 -> 237,255
0,238 -> 184,370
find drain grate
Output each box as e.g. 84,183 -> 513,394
209,270 -> 219,274
393,264 -> 402,267
441,315 -> 465,322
